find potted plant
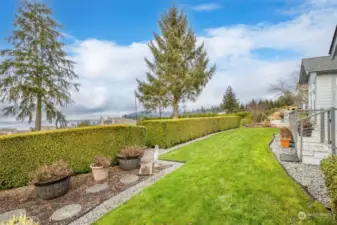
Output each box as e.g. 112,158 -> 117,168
90,156 -> 111,181
118,146 -> 144,171
280,127 -> 292,148
30,160 -> 72,200
297,119 -> 313,137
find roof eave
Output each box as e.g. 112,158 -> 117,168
312,68 -> 337,74
298,62 -> 309,84
329,25 -> 337,55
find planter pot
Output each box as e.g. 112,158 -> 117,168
297,128 -> 313,137
90,164 -> 109,181
280,138 -> 291,148
34,176 -> 70,200
118,155 -> 140,171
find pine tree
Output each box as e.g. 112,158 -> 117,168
0,0 -> 79,130
136,4 -> 216,119
222,86 -> 239,113
136,76 -> 168,118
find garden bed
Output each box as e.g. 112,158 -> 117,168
0,164 -> 170,225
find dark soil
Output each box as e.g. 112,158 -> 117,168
0,164 -> 169,225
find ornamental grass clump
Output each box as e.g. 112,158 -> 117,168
92,156 -> 111,168
30,160 -> 72,184
90,156 -> 111,181
119,146 -> 145,158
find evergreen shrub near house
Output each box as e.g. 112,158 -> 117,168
0,125 -> 146,189
321,155 -> 337,214
234,111 -> 250,119
138,116 -> 240,148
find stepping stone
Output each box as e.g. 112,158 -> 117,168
120,175 -> 139,184
280,153 -> 300,162
0,209 -> 26,222
86,183 -> 108,193
51,204 -> 82,221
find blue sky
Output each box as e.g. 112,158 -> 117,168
2,0 -> 301,45
1,0 -> 337,119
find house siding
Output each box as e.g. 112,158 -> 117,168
316,74 -> 333,109
308,73 -> 317,109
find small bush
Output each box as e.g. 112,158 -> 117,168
0,125 -> 146,189
321,155 -> 337,214
235,111 -> 250,119
280,127 -> 292,139
92,156 -> 111,168
30,160 -> 72,184
77,120 -> 92,127
241,118 -> 253,127
119,146 -> 145,158
247,103 -> 267,123
138,116 -> 240,148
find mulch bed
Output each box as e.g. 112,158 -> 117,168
0,164 -> 169,225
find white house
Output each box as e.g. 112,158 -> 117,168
299,26 -> 337,110
292,26 -> 337,165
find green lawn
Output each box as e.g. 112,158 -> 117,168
95,128 -> 335,225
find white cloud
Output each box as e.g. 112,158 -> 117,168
191,3 -> 221,12
64,2 -> 337,116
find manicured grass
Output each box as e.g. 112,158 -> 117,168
96,128 -> 335,225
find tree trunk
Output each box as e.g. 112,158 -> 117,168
172,100 -> 179,119
35,96 -> 42,131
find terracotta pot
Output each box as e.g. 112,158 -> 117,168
34,176 -> 70,200
90,164 -> 109,181
280,138 -> 291,148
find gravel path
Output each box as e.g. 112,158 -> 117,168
270,134 -> 330,208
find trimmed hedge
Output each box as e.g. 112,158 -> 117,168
138,116 -> 240,148
0,125 -> 146,189
321,155 -> 337,214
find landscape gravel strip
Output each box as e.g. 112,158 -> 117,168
270,134 -> 331,208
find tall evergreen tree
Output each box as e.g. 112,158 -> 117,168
222,86 -> 239,113
136,5 -> 216,119
0,0 -> 79,130
136,76 -> 168,118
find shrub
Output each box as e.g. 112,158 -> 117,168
30,160 -> 72,184
235,111 -> 250,119
241,118 -> 253,127
247,103 -> 267,123
77,120 -> 92,127
0,125 -> 146,189
92,156 -> 112,168
119,146 -> 145,158
138,116 -> 240,148
280,127 -> 292,139
321,155 -> 337,214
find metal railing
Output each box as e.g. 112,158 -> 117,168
289,107 -> 336,162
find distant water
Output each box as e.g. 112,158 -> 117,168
0,119 -> 100,131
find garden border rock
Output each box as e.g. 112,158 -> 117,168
269,134 -> 331,209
